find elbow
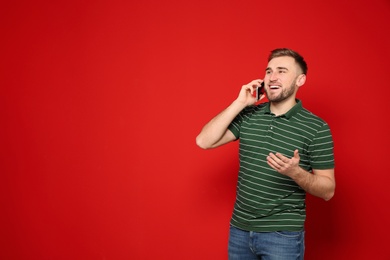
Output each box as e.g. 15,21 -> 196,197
323,188 -> 335,201
196,135 -> 211,150
323,192 -> 334,201
322,177 -> 336,201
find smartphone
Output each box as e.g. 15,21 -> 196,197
256,82 -> 265,101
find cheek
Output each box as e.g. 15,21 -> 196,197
283,76 -> 295,85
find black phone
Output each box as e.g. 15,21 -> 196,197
256,82 -> 265,101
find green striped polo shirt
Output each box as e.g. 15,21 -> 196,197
228,99 -> 334,232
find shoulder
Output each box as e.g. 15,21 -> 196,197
247,102 -> 269,114
296,107 -> 329,129
238,102 -> 268,118
292,106 -> 333,139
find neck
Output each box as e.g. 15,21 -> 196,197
270,98 -> 297,116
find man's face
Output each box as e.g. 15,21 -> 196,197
264,56 -> 302,103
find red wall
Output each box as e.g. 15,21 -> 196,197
1,1 -> 389,259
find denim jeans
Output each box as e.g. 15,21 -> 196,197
228,225 -> 305,260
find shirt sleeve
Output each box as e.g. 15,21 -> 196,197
309,122 -> 335,170
228,114 -> 242,139
227,106 -> 254,139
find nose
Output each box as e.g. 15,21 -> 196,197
269,72 -> 278,82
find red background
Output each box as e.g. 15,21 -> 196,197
1,0 -> 390,259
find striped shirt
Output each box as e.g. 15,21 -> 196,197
228,100 -> 334,232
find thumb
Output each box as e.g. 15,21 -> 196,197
294,149 -> 300,160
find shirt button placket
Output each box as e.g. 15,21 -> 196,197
270,116 -> 276,130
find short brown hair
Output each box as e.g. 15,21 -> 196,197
268,48 -> 308,75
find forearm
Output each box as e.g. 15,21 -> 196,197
267,151 -> 335,201
196,100 -> 246,149
290,168 -> 335,201
196,79 -> 263,149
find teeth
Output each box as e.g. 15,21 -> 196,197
270,85 -> 280,89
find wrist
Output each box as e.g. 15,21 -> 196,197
231,99 -> 249,110
289,166 -> 305,180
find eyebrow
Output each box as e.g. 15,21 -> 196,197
265,67 -> 289,71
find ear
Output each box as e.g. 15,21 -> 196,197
296,74 -> 306,87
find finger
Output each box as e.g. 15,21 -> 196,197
247,80 -> 262,90
267,153 -> 282,168
240,86 -> 252,98
267,159 -> 284,173
243,84 -> 255,95
269,152 -> 285,164
266,161 -> 273,169
249,79 -> 262,85
266,160 -> 279,171
293,149 -> 300,160
275,152 -> 287,159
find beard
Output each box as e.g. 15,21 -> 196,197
266,78 -> 297,103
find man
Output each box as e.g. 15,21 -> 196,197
196,48 -> 335,259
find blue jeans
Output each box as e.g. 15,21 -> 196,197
228,225 -> 305,260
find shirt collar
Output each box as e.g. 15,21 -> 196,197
263,99 -> 303,119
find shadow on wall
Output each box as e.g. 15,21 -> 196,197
305,191 -> 346,258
